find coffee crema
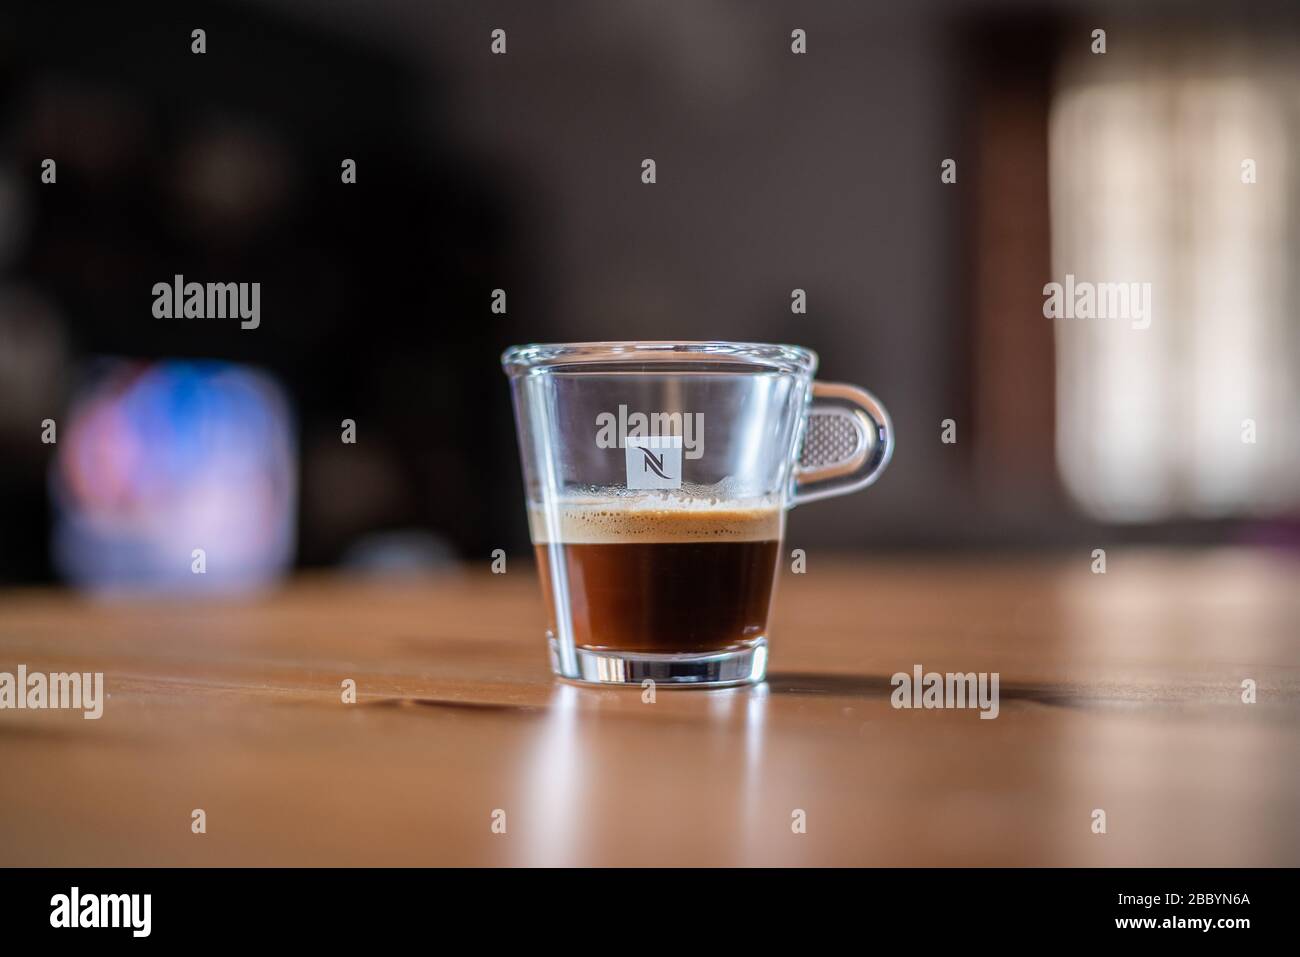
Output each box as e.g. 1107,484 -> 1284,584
532,501 -> 783,655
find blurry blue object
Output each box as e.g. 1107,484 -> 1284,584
50,359 -> 296,596
341,530 -> 456,578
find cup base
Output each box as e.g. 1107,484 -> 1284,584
549,638 -> 768,688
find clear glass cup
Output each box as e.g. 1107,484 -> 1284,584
502,341 -> 892,687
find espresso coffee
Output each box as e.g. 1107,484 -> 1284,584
532,501 -> 783,654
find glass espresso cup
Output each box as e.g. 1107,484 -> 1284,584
502,341 -> 892,687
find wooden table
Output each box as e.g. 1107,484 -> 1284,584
1,551 -> 1297,866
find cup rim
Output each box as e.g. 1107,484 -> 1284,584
501,340 -> 818,376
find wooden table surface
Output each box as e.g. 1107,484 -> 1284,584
1,550 -> 1297,867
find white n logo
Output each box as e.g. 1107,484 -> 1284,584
625,436 -> 682,490
639,447 -> 670,478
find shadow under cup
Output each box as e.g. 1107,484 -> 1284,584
503,341 -> 891,688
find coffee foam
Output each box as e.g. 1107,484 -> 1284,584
529,498 -> 784,544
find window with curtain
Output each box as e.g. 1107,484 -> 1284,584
1049,31 -> 1300,522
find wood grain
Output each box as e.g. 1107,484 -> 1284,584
1,551 -> 1297,866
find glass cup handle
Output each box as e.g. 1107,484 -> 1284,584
792,382 -> 894,506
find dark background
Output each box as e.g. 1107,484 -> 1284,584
1,0 -> 1297,585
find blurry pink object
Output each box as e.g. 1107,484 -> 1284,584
51,359 -> 296,595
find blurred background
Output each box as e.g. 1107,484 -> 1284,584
0,0 -> 1297,590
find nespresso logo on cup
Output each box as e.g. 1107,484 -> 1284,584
620,435 -> 679,489
595,406 -> 702,490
